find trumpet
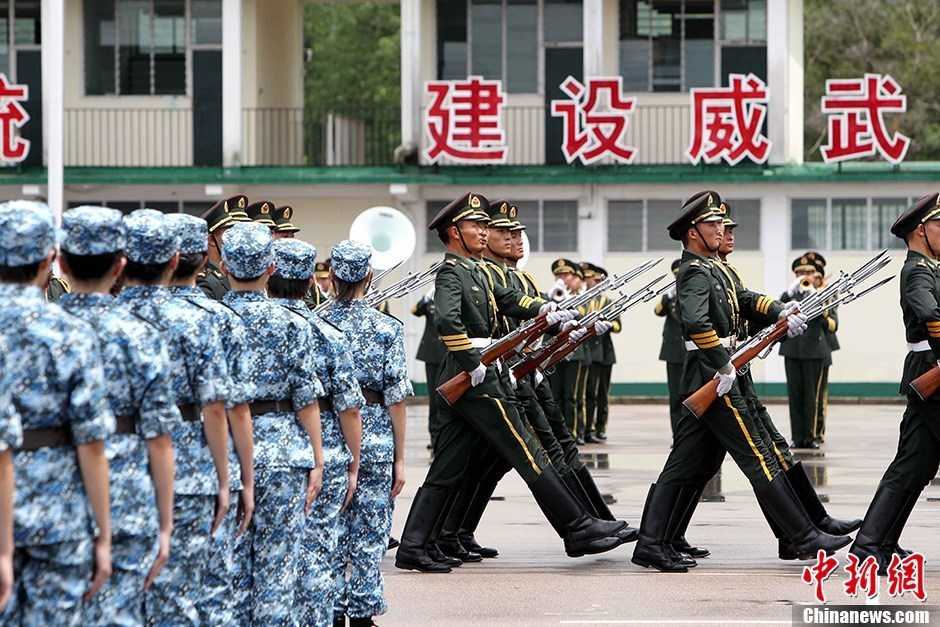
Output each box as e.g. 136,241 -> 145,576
800,277 -> 814,291
549,278 -> 568,302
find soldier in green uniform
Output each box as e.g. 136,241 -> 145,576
548,259 -> 588,441
272,205 -> 300,239
656,259 -> 685,435
198,195 -> 251,300
631,191 -> 852,573
395,192 -> 630,573
412,291 -> 446,450
851,193 -> 940,572
44,274 -> 70,302
806,252 -> 837,445
780,254 -> 835,449
581,262 -> 620,442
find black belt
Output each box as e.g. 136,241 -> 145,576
115,414 -> 137,434
178,403 -> 201,422
20,413 -> 139,452
249,399 -> 293,417
362,388 -> 383,405
318,397 -> 333,413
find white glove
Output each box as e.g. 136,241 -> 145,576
570,325 -> 589,342
539,302 -> 558,315
534,370 -> 544,386
560,319 -> 579,332
781,300 -> 802,316
547,308 -> 577,326
666,286 -> 677,299
713,362 -> 737,396
469,363 -> 486,387
785,312 -> 808,338
594,320 -> 613,336
787,278 -> 803,296
507,368 -> 517,389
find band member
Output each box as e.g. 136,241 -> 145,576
548,259 -> 588,441
631,191 -> 851,573
851,193 -> 940,573
413,291 -> 445,450
198,195 -> 251,300
781,254 -> 835,449
656,260 -> 685,435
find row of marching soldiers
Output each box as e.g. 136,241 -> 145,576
0,196 -> 410,626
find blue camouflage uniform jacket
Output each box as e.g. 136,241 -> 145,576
222,290 -> 323,474
273,298 -> 364,472
0,285 -> 115,546
320,301 -> 412,464
0,334 -> 22,451
117,285 -> 231,496
60,292 -> 181,539
170,285 -> 250,491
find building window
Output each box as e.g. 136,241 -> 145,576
608,198 -> 760,251
436,0 -> 576,94
717,0 -> 766,84
791,197 -> 908,251
85,0 -> 216,96
425,199 -> 577,252
0,1 -> 42,78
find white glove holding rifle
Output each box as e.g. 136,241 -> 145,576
713,361 -> 737,396
469,363 -> 486,387
594,320 -> 613,336
541,301 -> 577,326
780,300 -> 808,338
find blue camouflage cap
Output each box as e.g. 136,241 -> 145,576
222,221 -> 274,280
273,239 -> 317,280
124,209 -> 180,264
166,213 -> 208,254
0,200 -> 57,267
61,206 -> 125,255
331,239 -> 372,282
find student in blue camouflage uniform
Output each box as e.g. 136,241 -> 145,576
56,206 -> 180,626
0,334 -> 21,612
267,238 -> 365,627
322,240 -> 412,627
165,213 -> 256,627
0,201 -> 115,626
220,221 -> 326,625
116,208 -> 232,625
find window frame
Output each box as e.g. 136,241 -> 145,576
789,195 -> 912,252
0,0 -> 42,82
83,0 -> 221,98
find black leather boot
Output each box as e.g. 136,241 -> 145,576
669,483 -> 710,559
756,474 -> 852,560
529,466 -> 627,558
631,484 -> 690,572
575,466 -> 615,521
386,536 -> 399,551
459,533 -> 498,559
851,485 -> 917,575
456,472 -> 503,558
884,490 -> 919,564
568,468 -> 637,542
436,487 -> 483,562
786,462 -> 861,535
562,469 -> 600,518
427,543 -> 462,567
394,486 -> 454,573
756,486 -> 798,560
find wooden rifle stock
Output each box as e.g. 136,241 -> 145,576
682,319 -> 788,419
512,325 -> 579,379
436,312 -> 549,406
910,365 -> 940,401
539,326 -> 599,373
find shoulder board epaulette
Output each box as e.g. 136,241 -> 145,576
689,260 -> 700,267
445,259 -> 456,266
917,259 -> 928,267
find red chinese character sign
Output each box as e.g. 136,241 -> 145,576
0,74 -> 29,164
549,76 -> 637,165
424,76 -> 507,164
688,73 -> 771,165
821,73 -> 910,164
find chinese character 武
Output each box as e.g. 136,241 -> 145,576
820,73 -> 910,164
549,76 -> 637,165
424,76 -> 508,164
687,73 -> 771,166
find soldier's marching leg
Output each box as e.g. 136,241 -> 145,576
785,358 -> 817,448
343,462 -> 394,623
196,492 -> 238,626
851,402 -> 940,571
584,364 -> 601,442
594,364 -> 613,440
10,538 -> 91,626
297,466 -> 347,627
144,495 -> 215,625
574,364 -> 590,444
666,361 -> 684,435
535,376 -> 579,470
813,365 -> 830,444
455,457 -> 510,559
561,362 -> 581,439
84,534 -> 154,626
248,469 -> 308,624
426,361 -> 442,450
578,363 -> 596,443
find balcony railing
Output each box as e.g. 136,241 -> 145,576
64,108 -> 192,167
243,106 -> 401,167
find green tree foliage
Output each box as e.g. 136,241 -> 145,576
805,0 -> 940,160
304,2 -> 401,111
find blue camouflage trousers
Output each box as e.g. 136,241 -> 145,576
84,533 -> 157,626
2,537 -> 91,627
296,465 -> 347,627
331,461 -> 393,619
144,495 -> 215,626
197,491 -> 239,627
232,468 -> 306,626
